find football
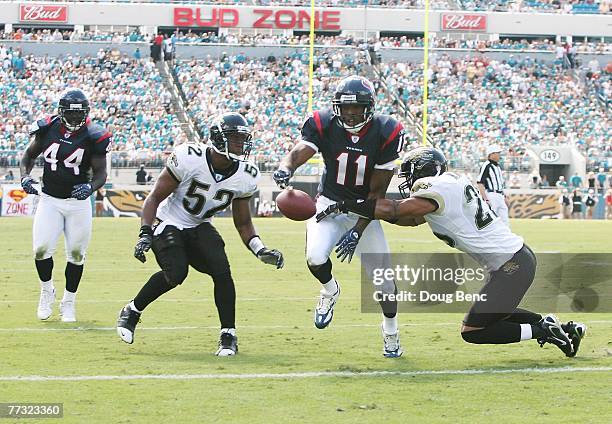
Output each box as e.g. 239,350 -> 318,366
276,188 -> 316,221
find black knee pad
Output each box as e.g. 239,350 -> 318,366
461,330 -> 482,344
307,258 -> 333,284
163,266 -> 188,288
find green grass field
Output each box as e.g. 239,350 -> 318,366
1,218 -> 611,423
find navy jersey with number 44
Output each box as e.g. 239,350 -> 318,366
29,115 -> 112,199
300,109 -> 404,201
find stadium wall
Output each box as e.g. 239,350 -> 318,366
2,2 -> 610,37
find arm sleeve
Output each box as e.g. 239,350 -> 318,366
376,123 -> 403,169
28,116 -> 53,136
92,131 -> 113,156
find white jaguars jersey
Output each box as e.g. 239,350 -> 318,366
156,142 -> 260,230
411,172 -> 524,271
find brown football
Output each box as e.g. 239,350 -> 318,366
276,188 -> 316,221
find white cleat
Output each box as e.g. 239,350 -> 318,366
314,283 -> 340,329
37,287 -> 56,320
382,326 -> 404,358
60,300 -> 76,322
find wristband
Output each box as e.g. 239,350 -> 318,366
247,235 -> 265,256
139,225 -> 153,237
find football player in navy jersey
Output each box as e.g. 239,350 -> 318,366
273,76 -> 406,357
20,89 -> 112,322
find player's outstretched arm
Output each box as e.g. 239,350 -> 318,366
89,155 -> 108,192
273,144 -> 316,188
232,197 -> 284,269
134,169 -> 178,263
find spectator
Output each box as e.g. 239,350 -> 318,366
4,170 -> 15,181
587,171 -> 596,190
136,165 -> 147,185
528,175 -> 540,189
510,171 -> 521,189
596,167 -> 607,192
570,172 -> 582,189
147,172 -> 154,183
134,47 -> 141,60
556,175 -> 568,189
606,189 -> 612,219
541,175 -> 550,188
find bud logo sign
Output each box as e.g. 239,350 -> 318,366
440,14 -> 487,32
1,185 -> 36,216
19,4 -> 68,23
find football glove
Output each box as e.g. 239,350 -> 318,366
316,201 -> 348,222
335,227 -> 361,263
134,225 -> 153,263
71,183 -> 93,200
20,175 -> 39,195
273,167 -> 292,189
256,248 -> 285,269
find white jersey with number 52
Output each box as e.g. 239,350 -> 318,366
410,172 -> 524,271
156,142 -> 260,230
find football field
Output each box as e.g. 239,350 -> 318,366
1,218 -> 611,423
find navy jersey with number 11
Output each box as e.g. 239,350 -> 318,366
300,109 -> 404,201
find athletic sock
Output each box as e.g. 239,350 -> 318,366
65,262 -> 84,293
221,328 -> 236,336
62,290 -> 76,303
321,278 -> 338,296
382,315 -> 398,334
40,279 -> 54,291
35,258 -> 53,282
128,300 -> 141,314
133,271 -> 173,312
461,320 -> 521,344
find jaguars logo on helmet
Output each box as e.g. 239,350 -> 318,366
398,147 -> 448,198
209,112 -> 253,161
58,89 -> 90,132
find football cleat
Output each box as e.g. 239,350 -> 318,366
37,286 -> 56,320
382,325 -> 404,358
116,303 -> 141,344
562,321 -> 587,358
215,331 -> 238,356
59,300 -> 76,322
537,314 -> 573,357
314,283 -> 340,329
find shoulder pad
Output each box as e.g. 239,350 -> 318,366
375,114 -> 403,140
29,115 -> 58,136
242,161 -> 260,179
315,109 -> 334,130
86,122 -> 111,142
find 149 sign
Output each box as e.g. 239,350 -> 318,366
19,4 -> 68,22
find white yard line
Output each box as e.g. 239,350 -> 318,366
1,367 -> 610,382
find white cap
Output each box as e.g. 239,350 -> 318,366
486,145 -> 503,156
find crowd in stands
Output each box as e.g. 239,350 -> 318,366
460,0 -> 610,14
0,45 -> 186,167
380,52 -> 610,172
2,28 -> 610,55
173,49 -> 410,169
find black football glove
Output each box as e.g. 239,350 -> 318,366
20,175 -> 39,195
273,167 -> 292,189
316,201 -> 348,222
134,225 -> 153,263
71,183 -> 93,200
256,248 -> 284,269
335,227 -> 361,263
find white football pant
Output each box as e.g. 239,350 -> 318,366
33,193 -> 92,265
306,195 -> 395,294
488,192 -> 509,225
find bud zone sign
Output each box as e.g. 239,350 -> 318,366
19,4 -> 68,23
440,14 -> 487,32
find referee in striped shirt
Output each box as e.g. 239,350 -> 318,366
477,145 -> 509,225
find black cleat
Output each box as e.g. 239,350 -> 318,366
537,314 -> 573,357
562,321 -> 587,358
215,331 -> 238,356
116,303 -> 141,344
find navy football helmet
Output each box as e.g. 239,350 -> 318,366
209,112 -> 253,161
398,147 -> 447,198
58,89 -> 90,132
332,76 -> 376,133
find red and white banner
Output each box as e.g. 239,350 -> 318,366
173,7 -> 341,30
19,4 -> 68,23
1,185 -> 37,217
440,14 -> 487,32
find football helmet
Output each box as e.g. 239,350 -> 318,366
332,76 -> 376,134
58,89 -> 90,132
398,147 -> 447,198
209,112 -> 253,161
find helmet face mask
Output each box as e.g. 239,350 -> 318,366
210,113 -> 253,162
332,76 -> 375,134
58,89 -> 89,132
